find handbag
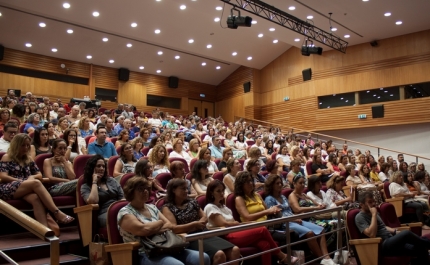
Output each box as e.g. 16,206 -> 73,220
141,230 -> 189,258
89,234 -> 111,265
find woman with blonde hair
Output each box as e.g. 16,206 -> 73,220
55,117 -> 69,135
78,117 -> 93,138
169,138 -> 192,167
188,138 -> 201,158
149,144 -> 170,177
198,147 -> 218,175
130,137 -> 144,160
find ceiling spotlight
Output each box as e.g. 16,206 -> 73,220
216,6 -> 222,10
202,62 -> 206,66
109,60 -> 114,63
63,3 -> 70,8
384,12 -> 391,16
344,34 -> 350,38
227,9 -> 252,29
396,21 -> 402,25
175,55 -> 180,59
102,37 -> 108,42
156,70 -> 161,73
247,57 -> 252,60
154,29 -> 161,34
139,66 -> 144,69
39,22 -> 46,27
307,15 -> 313,19
188,39 -> 194,43
51,48 -> 57,52
216,66 -> 221,70
288,6 -> 296,10
25,43 -> 32,47
180,5 -> 186,10
251,20 -> 257,24
232,52 -> 237,56
67,29 -> 73,34
207,44 -> 212,49
214,17 -> 220,22
131,22 -> 137,27
269,28 -> 275,31
86,55 -> 92,59
273,40 -> 278,43
158,51 -> 163,55
127,43 -> 132,47
258,33 -> 263,37
294,38 -> 300,42
92,11 -> 100,17
331,27 -> 337,31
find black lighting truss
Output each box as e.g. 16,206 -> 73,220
220,0 -> 348,53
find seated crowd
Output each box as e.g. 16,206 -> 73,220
1,90 -> 430,265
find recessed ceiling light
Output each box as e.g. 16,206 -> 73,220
67,29 -> 73,34
156,0 -> 161,1
87,55 -> 92,59
373,94 -> 376,97
340,97 -> 344,100
269,28 -> 275,31
390,94 -> 393,96
247,57 -> 252,60
384,12 -> 391,17
126,43 -> 132,47
331,27 -> 337,31
0,12 -> 2,16
232,52 -> 237,56
109,60 -> 114,63
307,15 -> 313,19
63,3 -> 70,8
319,102 -> 322,105
139,66 -> 144,69
294,38 -> 300,42
288,6 -> 296,10
258,33 -> 263,38
131,22 -> 137,27
377,96 -> 381,99
380,88 -> 384,90
384,90 -> 388,93
207,44 -> 212,49
273,39 -> 278,43
25,43 -> 32,47
214,17 -> 220,22
216,66 -> 221,70
202,62 -> 206,66
180,5 -> 186,10
345,100 -> 349,102
344,34 -> 350,38
158,51 -> 163,55
367,91 -> 370,93
102,38 -> 108,42
175,55 -> 180,59
188,39 -> 194,43
51,48 -> 57,52
154,29 -> 161,34
251,20 -> 257,24
39,22 -> 46,27
156,70 -> 161,73
362,0 -> 369,2
216,6 -> 222,10
396,21 -> 402,25
92,11 -> 100,17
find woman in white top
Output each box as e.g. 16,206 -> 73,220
414,171 -> 430,196
198,147 -> 218,176
234,132 -> 247,153
191,159 -> 214,196
169,138 -> 192,167
149,144 -> 170,177
306,175 -> 332,208
203,128 -> 216,147
224,131 -> 246,159
223,158 -> 241,197
175,131 -> 189,151
378,162 -> 390,182
204,180 -> 297,265
276,144 -> 291,172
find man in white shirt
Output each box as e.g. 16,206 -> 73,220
50,103 -> 60,120
0,123 -> 18,152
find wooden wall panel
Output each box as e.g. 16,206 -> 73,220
93,66 -> 119,90
0,48 -> 90,78
215,96 -> 244,123
216,66 -> 253,101
201,101 -> 214,118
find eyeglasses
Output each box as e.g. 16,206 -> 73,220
69,135 -> 77,137
95,164 -> 106,168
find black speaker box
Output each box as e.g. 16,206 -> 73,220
243,82 -> 251,93
118,68 -> 130,82
0,45 -> 4,61
302,68 -> 312,81
372,105 -> 384,118
169,76 -> 179,88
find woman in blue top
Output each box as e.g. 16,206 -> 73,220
78,117 -> 94,138
264,175 -> 337,265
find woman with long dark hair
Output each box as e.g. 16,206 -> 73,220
30,127 -> 51,160
113,143 -> 137,182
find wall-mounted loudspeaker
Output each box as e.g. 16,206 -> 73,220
118,68 -> 130,82
302,68 -> 312,81
0,45 -> 4,61
243,82 -> 251,93
169,76 -> 179,88
372,105 -> 384,118
370,41 -> 378,47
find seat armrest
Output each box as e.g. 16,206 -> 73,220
349,238 -> 381,265
396,226 -> 410,232
105,242 -> 140,265
401,222 -> 423,228
73,204 -> 99,246
385,197 -> 404,217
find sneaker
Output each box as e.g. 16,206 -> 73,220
320,258 -> 339,265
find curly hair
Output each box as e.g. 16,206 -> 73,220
198,147 -> 210,160
149,144 -> 169,167
83,154 -> 108,187
78,117 -> 89,130
264,174 -> 281,196
248,147 -> 261,159
63,129 -> 79,153
326,174 -> 344,190
131,137 -> 144,150
234,171 -> 253,198
32,127 -> 49,149
191,159 -> 208,182
165,178 -> 187,204
172,138 -> 183,152
123,176 -> 150,202
206,180 -> 225,205
118,129 -> 129,141
120,143 -> 136,163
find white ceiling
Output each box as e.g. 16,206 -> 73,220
0,0 -> 429,85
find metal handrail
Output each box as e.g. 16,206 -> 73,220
0,200 -> 59,265
185,206 -> 344,265
235,116 -> 430,163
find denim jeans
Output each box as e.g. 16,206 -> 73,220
139,249 -> 210,265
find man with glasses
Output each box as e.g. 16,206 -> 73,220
56,108 -> 66,119
0,122 -> 18,152
88,126 -> 117,160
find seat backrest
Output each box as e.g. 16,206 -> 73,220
213,171 -> 224,182
196,195 -> 207,210
34,153 -> 53,175
246,140 -> 255,146
190,158 -> 198,172
155,198 -> 166,209
116,146 -> 122,155
281,188 -> 294,199
238,159 -> 244,171
106,200 -> 128,244
19,123 -> 25,133
76,175 -> 86,207
271,152 -> 278,160
73,155 -> 93,179
156,173 -> 172,189
84,135 -> 92,147
226,193 -> 241,222
168,157 -> 190,174
305,161 -> 313,175
141,147 -> 150,156
200,133 -> 207,142
345,208 -> 362,240
110,137 -> 118,146
384,182 -> 392,199
0,152 -> 6,160
379,202 -> 401,228
108,155 -> 120,177
214,159 -> 221,166
119,173 -> 136,188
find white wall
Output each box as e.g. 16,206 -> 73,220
315,123 -> 430,167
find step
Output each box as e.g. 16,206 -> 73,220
0,254 -> 88,265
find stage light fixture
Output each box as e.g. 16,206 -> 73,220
226,8 -> 252,29
301,39 -> 323,56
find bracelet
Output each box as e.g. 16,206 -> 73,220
92,181 -> 97,184
67,146 -> 72,149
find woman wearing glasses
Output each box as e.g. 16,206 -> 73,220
81,154 -> 124,227
113,143 -> 137,182
0,108 -> 11,131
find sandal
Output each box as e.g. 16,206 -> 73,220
53,210 -> 75,224
278,255 -> 299,265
